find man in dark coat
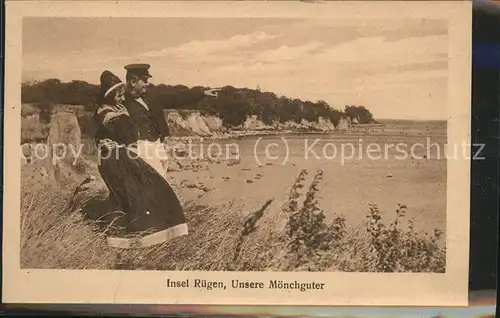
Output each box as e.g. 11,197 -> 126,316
122,63 -> 219,178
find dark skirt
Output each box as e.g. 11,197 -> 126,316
97,145 -> 187,249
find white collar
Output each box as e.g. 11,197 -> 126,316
135,97 -> 149,110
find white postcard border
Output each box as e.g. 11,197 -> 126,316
3,0 -> 471,306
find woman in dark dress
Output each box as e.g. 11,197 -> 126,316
94,70 -> 188,249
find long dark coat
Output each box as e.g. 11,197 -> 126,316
93,103 -> 187,248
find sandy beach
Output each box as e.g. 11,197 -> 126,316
166,124 -> 447,236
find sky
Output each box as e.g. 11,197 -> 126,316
22,17 -> 449,120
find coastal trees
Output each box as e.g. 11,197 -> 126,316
20,78 -> 375,128
344,105 -> 375,124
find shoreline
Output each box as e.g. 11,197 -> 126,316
167,126 -> 375,142
168,130 -> 326,142
166,122 -> 447,144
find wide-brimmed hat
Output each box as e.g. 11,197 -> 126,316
100,70 -> 124,98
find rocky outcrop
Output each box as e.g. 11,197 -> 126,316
203,115 -> 224,132
164,110 -> 352,138
21,110 -> 95,186
47,111 -> 82,164
314,116 -> 336,132
165,110 -> 228,137
42,111 -> 83,183
165,111 -> 193,136
279,120 -> 306,131
242,115 -> 269,130
336,116 -> 352,132
184,112 -> 212,136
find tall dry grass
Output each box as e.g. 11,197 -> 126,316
19,104 -> 446,272
20,166 -> 446,272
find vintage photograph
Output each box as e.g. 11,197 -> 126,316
4,1 -> 471,306
21,16 -> 451,272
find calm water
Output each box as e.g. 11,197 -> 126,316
189,120 -> 449,163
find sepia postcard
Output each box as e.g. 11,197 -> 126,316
3,0 -> 472,307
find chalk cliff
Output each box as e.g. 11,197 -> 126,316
164,110 -> 352,137
165,110 -> 228,137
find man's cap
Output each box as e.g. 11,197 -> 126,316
124,63 -> 152,78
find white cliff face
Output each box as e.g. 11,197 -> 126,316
314,117 -> 336,132
203,115 -> 224,132
242,115 -> 270,130
282,121 -> 304,130
166,112 -> 190,130
336,116 -> 352,131
165,111 -> 195,136
185,112 -> 212,137
164,111 -> 352,137
165,111 -> 226,137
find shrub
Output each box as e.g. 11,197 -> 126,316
279,170 -> 347,271
363,203 -> 446,272
260,169 -> 445,272
20,167 -> 445,273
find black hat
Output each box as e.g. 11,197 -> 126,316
124,63 -> 152,79
100,70 -> 124,98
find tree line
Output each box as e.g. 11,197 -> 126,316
21,78 -> 376,127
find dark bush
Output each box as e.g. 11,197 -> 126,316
22,79 -> 377,129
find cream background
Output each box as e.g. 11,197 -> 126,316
3,0 -> 471,306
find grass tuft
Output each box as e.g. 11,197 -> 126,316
20,166 -> 445,273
